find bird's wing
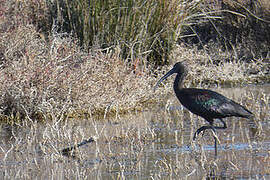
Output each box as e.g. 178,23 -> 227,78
215,100 -> 237,116
216,99 -> 253,118
178,89 -> 252,119
180,89 -> 229,116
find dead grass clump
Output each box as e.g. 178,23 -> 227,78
0,0 -> 50,33
0,23 -> 268,123
169,44 -> 269,87
0,25 -> 157,122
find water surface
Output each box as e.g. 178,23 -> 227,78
0,84 -> 269,179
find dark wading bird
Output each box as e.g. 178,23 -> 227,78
154,61 -> 253,156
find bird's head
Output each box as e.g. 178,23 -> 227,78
154,61 -> 188,91
172,61 -> 188,74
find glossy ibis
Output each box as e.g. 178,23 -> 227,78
154,61 -> 253,156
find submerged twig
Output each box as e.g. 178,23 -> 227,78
61,137 -> 95,157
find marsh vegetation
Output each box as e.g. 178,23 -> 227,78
0,0 -> 269,179
0,85 -> 269,179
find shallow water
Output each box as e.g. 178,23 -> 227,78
0,84 -> 269,179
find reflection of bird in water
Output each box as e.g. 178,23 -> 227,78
154,61 -> 253,156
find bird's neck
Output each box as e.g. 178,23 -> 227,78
174,73 -> 186,91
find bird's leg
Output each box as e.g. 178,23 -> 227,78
211,127 -> 218,157
193,125 -> 217,140
212,119 -> 227,157
193,125 -> 219,156
193,121 -> 221,157
193,126 -> 211,140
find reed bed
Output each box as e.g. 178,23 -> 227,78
0,0 -> 269,179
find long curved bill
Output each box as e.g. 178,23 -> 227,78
154,67 -> 176,91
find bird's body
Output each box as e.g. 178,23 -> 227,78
176,88 -> 252,123
154,61 -> 253,156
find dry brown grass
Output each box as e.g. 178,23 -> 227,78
169,45 -> 269,87
0,0 -> 269,122
0,24 -> 268,123
0,24 -> 158,122
0,85 -> 268,179
0,1 -> 269,179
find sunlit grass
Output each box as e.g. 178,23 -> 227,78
0,0 -> 269,121
0,24 -> 269,123
0,0 -> 269,179
0,86 -> 269,179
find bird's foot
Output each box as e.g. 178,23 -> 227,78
193,126 -> 211,141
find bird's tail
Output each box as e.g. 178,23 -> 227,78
236,104 -> 254,119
